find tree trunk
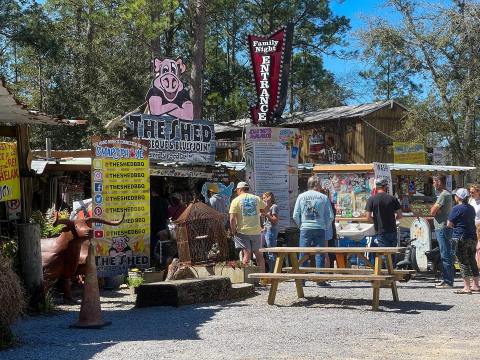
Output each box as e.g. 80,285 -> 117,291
150,1 -> 161,57
164,9 -> 177,57
38,55 -> 43,111
84,3 -> 96,86
17,223 -> 44,308
190,0 -> 206,119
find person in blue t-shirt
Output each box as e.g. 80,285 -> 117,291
447,188 -> 480,294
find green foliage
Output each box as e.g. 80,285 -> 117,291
30,208 -> 69,238
1,0 -> 351,146
127,275 -> 144,288
0,239 -> 18,260
291,51 -> 351,111
36,289 -> 55,314
358,22 -> 422,102
362,0 -> 480,165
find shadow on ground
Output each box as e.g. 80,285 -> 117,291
8,296 -> 251,360
277,296 -> 454,314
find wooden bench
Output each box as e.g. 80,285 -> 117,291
282,267 -> 416,281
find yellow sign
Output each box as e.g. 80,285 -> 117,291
393,142 -> 426,164
91,139 -> 150,276
0,142 -> 21,202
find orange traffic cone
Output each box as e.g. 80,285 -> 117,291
70,241 -> 111,329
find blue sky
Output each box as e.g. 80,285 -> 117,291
323,0 -> 399,104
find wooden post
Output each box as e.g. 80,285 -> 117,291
16,124 -> 33,222
17,223 -> 44,306
15,125 -> 44,307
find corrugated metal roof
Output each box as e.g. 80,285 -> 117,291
282,100 -> 406,125
214,101 -> 407,134
31,158 -> 92,174
0,78 -> 84,126
214,118 -> 249,134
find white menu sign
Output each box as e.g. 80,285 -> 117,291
245,127 -> 300,230
373,162 -> 393,195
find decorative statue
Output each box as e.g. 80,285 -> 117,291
41,212 -> 124,303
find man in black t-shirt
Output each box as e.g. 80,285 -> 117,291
365,178 -> 402,248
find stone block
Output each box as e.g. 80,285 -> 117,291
143,271 -> 165,283
228,283 -> 255,299
135,276 -> 231,307
192,265 -> 260,284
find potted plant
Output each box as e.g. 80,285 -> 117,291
127,269 -> 144,294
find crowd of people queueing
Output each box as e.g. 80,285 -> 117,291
228,175 -> 480,293
149,174 -> 480,292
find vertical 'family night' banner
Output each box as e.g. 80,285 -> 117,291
247,23 -> 294,124
91,138 -> 150,276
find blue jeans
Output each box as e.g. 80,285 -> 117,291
435,227 -> 454,286
376,232 -> 398,266
376,232 -> 398,247
299,229 -> 326,268
264,227 -> 279,272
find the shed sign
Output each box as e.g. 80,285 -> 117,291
125,114 -> 215,164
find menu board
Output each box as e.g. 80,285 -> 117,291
91,139 -> 150,276
253,142 -> 290,228
245,127 -> 300,230
0,142 -> 21,202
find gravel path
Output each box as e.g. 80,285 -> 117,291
5,275 -> 480,360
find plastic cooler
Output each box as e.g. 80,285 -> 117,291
337,236 -> 375,267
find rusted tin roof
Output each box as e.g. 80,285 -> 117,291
0,78 -> 86,126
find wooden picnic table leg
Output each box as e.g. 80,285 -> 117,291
372,255 -> 381,311
335,253 -> 347,268
267,254 -> 285,305
288,253 -> 305,299
386,254 -> 399,302
358,253 -> 372,268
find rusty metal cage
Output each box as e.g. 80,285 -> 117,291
174,202 -> 228,265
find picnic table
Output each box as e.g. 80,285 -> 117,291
249,247 -> 409,311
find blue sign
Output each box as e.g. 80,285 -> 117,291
94,182 -> 103,192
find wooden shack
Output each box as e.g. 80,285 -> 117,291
214,100 -> 407,164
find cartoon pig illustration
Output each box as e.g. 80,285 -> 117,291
146,57 -> 194,120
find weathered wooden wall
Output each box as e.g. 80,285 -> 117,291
361,103 -> 405,163
214,103 -> 406,164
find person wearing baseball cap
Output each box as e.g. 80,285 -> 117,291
207,183 -> 228,225
365,178 -> 402,257
447,188 -> 480,294
229,181 -> 266,273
